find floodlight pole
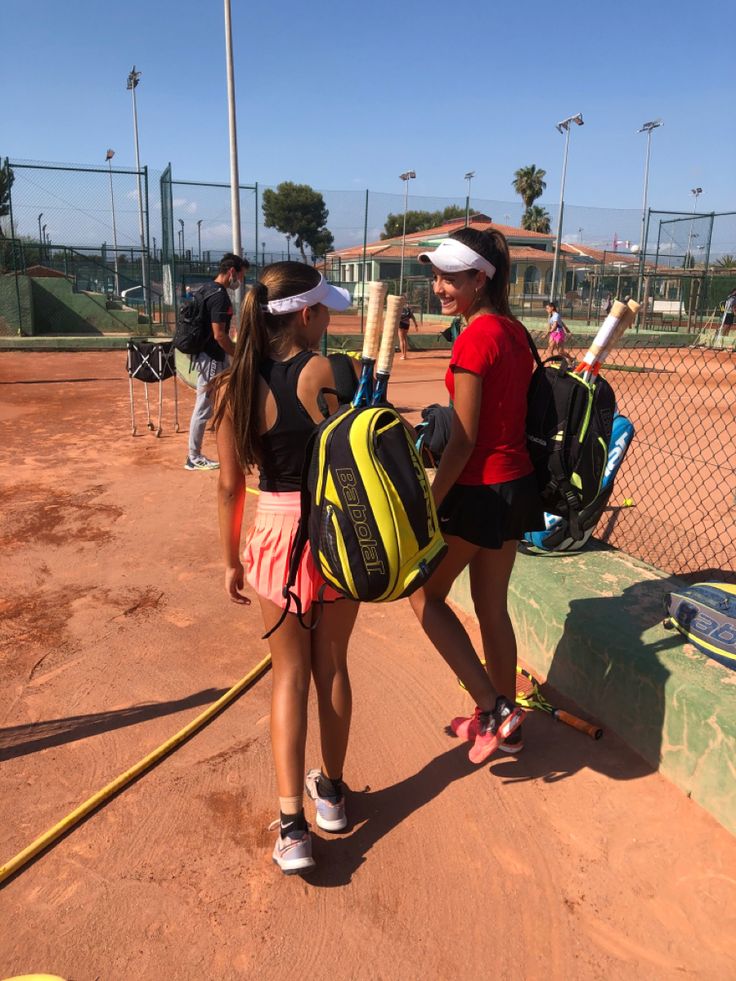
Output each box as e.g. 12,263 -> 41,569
224,0 -> 242,259
38,213 -> 43,261
685,187 -> 702,269
399,170 -> 416,297
105,150 -> 120,295
197,219 -> 203,261
127,67 -> 149,310
550,113 -> 583,303
464,171 -> 475,227
636,119 -> 662,301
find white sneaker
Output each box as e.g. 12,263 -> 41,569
184,456 -> 220,471
269,820 -> 316,875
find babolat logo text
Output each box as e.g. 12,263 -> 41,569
335,468 -> 385,576
604,431 -> 632,481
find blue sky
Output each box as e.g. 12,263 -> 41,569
1,0 -> 731,253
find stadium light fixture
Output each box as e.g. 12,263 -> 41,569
636,118 -> 663,300
37,213 -> 43,257
550,113 -> 584,302
399,170 -> 416,296
126,66 -> 149,312
464,171 -> 475,227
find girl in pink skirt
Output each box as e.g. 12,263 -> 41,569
213,262 -> 358,876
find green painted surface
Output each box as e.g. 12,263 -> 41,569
31,278 -> 144,335
0,274 -> 34,334
449,545 -> 736,835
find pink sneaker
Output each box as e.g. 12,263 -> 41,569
468,698 -> 525,765
449,706 -> 482,741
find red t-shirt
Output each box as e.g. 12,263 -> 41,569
445,314 -> 534,485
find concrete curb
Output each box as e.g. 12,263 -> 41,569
449,544 -> 736,835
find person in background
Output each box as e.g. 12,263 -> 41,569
185,253 -> 248,471
716,287 -> 736,340
398,301 -> 419,359
544,301 -> 571,358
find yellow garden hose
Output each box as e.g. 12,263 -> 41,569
0,653 -> 272,886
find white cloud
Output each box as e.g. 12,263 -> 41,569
172,197 -> 199,214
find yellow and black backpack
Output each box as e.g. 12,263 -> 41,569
264,401 -> 447,637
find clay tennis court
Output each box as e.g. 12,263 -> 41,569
1,349 -> 735,980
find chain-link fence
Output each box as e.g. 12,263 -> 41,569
3,156 -> 735,339
523,327 -> 735,577
0,158 -> 162,334
0,155 -> 733,577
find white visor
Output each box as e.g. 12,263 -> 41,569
264,274 -> 351,315
418,239 -> 496,279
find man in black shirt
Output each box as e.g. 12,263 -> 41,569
185,253 -> 248,471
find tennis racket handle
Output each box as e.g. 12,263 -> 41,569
363,282 -> 387,360
553,709 -> 603,740
376,295 -> 403,376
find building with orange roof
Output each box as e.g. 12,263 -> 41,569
326,214 -> 586,306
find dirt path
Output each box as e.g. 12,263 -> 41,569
1,352 -> 735,981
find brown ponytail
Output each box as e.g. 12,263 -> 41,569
212,261 -> 321,472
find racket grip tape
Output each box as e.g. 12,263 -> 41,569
362,282 -> 387,360
553,709 -> 603,740
376,295 -> 403,376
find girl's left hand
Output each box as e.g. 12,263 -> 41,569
225,562 -> 250,605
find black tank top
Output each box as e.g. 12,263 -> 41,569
258,350 -> 319,492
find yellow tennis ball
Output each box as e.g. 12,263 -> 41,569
622,498 -> 634,507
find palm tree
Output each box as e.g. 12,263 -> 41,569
512,165 -> 547,211
715,254 -> 736,268
522,205 -> 551,234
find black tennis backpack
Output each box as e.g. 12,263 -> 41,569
172,285 -> 222,355
524,331 -> 616,542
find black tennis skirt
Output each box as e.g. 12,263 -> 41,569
437,473 -> 545,549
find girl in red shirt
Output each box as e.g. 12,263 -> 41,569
409,228 -> 544,764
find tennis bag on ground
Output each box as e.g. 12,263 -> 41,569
264,403 -> 448,637
172,284 -> 222,355
524,412 -> 635,552
664,583 -> 736,671
524,332 -> 616,542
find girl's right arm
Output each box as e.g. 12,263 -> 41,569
215,406 -> 250,605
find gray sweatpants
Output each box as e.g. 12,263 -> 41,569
188,352 -> 227,460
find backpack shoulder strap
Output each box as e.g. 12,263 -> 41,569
261,428 -> 319,640
327,352 -> 359,405
522,326 -> 544,369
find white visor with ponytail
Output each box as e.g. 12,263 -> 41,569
264,274 -> 351,315
418,239 -> 496,279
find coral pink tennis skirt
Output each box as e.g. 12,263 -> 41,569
243,491 -> 343,612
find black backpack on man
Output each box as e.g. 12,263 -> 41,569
172,285 -> 223,356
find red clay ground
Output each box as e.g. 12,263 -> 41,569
1,351 -> 735,981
